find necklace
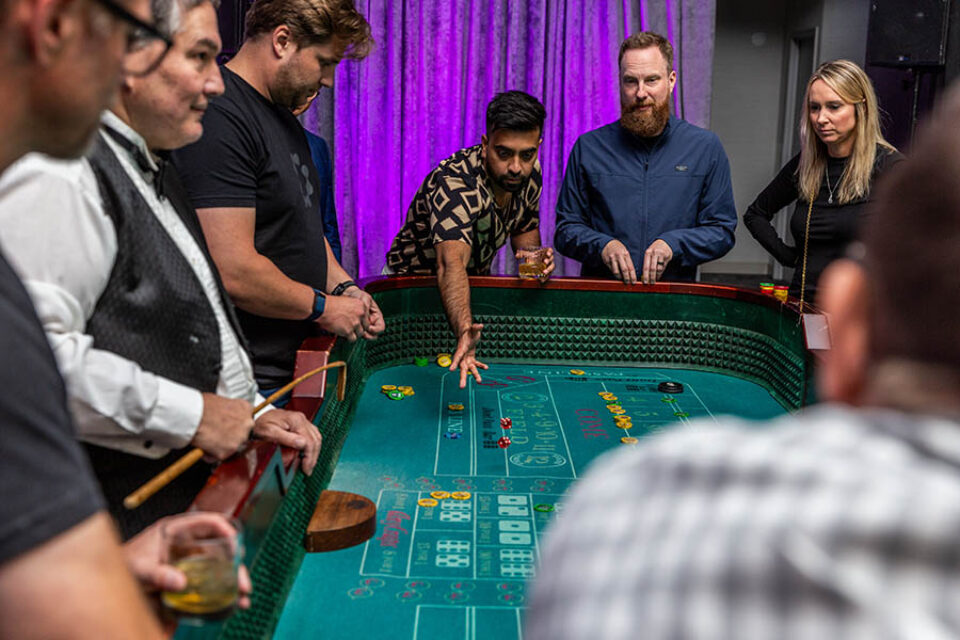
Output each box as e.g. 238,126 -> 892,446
824,167 -> 835,204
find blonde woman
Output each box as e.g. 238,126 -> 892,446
744,59 -> 902,300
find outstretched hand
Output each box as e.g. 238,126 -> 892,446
450,323 -> 488,389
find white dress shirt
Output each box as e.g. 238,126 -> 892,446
0,111 -> 263,458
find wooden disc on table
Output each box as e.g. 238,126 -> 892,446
304,490 -> 377,552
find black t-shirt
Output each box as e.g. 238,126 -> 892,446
0,250 -> 104,565
743,147 -> 903,298
171,66 -> 328,388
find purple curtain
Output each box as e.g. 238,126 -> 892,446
302,0 -> 716,278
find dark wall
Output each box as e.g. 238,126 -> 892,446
217,0 -> 249,61
866,0 -> 957,151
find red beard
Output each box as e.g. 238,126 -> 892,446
620,98 -> 671,138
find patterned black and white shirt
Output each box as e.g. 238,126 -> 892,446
385,144 -> 541,275
528,405 -> 960,640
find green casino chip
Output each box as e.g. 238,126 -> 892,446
533,504 -> 555,513
388,390 -> 405,400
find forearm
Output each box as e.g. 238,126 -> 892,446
436,261 -> 473,336
0,513 -> 164,639
324,238 -> 354,293
510,228 -> 542,252
222,253 -> 315,320
48,330 -> 203,452
658,224 -> 736,267
554,217 -> 613,266
744,205 -> 797,265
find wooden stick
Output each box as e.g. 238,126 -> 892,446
123,361 -> 347,510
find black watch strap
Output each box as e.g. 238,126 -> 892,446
332,280 -> 359,296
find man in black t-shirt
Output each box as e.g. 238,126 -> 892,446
0,0 -> 168,636
172,0 -> 384,392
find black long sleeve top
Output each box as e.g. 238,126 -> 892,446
743,147 -> 903,299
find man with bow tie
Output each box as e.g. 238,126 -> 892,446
0,0 -> 321,539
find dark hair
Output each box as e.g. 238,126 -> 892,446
244,0 -> 373,59
864,86 -> 960,368
618,31 -> 673,72
485,91 -> 546,136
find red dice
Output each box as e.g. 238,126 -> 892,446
498,436 -> 512,449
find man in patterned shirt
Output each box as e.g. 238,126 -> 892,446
528,89 -> 960,639
385,91 -> 554,388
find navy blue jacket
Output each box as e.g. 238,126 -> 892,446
555,117 -> 737,280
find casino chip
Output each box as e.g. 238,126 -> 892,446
381,384 -> 397,393
451,491 -> 472,500
674,411 -> 690,418
658,381 -> 684,394
533,504 -> 555,513
569,369 -> 585,376
598,391 -> 612,397
621,436 -> 639,444
418,498 -> 439,507
606,405 -> 623,412
387,390 -> 405,400
402,388 -> 415,396
437,353 -> 453,368
430,491 -> 451,500
414,356 -> 429,367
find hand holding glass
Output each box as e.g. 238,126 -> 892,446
517,246 -> 548,280
160,513 -> 244,620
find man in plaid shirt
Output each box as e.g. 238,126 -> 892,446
528,88 -> 960,640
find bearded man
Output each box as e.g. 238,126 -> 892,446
554,32 -> 737,285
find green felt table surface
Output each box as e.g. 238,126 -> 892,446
272,361 -> 787,639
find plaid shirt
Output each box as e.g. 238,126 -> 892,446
528,405 -> 960,640
386,145 -> 541,275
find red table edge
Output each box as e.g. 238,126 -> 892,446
190,276 -> 826,516
189,335 -> 336,516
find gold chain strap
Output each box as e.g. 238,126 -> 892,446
798,197 -> 814,314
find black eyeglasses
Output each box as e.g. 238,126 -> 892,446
91,0 -> 173,76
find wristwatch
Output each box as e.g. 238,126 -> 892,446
306,288 -> 326,321
332,280 -> 359,296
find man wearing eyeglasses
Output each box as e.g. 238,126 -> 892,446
0,0 -> 322,543
0,0 -> 178,635
171,0 -> 384,399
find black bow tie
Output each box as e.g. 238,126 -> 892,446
103,126 -> 168,200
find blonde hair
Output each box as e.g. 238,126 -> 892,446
797,59 -> 895,204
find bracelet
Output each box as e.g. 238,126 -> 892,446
331,280 -> 359,296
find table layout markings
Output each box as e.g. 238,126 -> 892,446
469,379 -> 478,477
405,492 -> 422,578
686,383 -> 718,422
358,489 -> 387,576
515,608 -> 524,640
433,372 -> 449,475
496,387 -> 510,477
544,376 -> 577,478
472,493 -> 478,580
